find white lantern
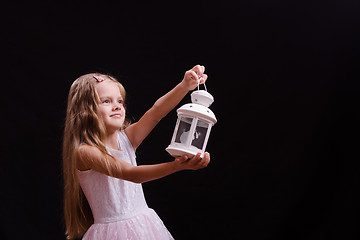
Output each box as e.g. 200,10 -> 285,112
166,88 -> 217,158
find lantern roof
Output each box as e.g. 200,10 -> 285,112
177,103 -> 217,124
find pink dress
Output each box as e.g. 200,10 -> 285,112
78,130 -> 174,240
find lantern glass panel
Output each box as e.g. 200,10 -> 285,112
191,120 -> 209,150
175,117 -> 193,144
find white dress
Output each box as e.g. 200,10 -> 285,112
78,130 -> 174,240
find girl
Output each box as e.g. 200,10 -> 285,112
63,65 -> 211,240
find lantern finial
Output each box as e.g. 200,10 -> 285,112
191,90 -> 214,107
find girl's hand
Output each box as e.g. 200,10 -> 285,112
174,152 -> 210,171
181,65 -> 208,91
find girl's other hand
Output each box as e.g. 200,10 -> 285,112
174,152 -> 210,171
181,65 -> 208,91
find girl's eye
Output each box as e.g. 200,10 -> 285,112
102,100 -> 110,104
118,100 -> 123,104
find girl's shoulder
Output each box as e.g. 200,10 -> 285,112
78,144 -> 103,157
77,144 -> 104,171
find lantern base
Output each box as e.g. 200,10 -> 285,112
165,146 -> 203,158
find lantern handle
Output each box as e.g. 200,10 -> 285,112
197,77 -> 208,92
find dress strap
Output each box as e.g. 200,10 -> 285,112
117,130 -> 137,161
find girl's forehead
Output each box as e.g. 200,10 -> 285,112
96,81 -> 122,97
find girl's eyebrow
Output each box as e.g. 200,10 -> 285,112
100,96 -> 123,100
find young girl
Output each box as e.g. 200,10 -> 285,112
63,65 -> 211,240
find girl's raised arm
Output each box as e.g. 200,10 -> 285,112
125,65 -> 207,150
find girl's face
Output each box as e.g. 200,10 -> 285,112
96,80 -> 126,133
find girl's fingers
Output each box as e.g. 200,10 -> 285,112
196,152 -> 208,168
192,65 -> 205,77
176,154 -> 188,164
176,152 -> 210,170
188,71 -> 199,81
200,65 -> 205,75
200,74 -> 208,84
201,152 -> 210,167
188,153 -> 202,165
191,152 -> 210,169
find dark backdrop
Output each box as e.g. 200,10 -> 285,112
2,1 -> 358,239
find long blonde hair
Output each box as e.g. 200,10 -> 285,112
62,73 -> 129,239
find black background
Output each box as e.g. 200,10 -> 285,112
1,1 -> 359,239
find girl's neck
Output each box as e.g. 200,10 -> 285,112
105,130 -> 118,150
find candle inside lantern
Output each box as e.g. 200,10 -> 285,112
175,117 -> 193,144
191,120 -> 208,149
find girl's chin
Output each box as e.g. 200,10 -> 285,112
106,123 -> 124,131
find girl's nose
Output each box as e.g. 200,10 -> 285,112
113,104 -> 121,111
